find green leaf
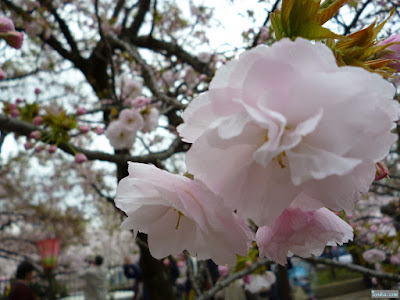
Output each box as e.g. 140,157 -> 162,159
298,20 -> 344,40
317,0 -> 348,25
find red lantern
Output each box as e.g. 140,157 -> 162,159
37,239 -> 60,269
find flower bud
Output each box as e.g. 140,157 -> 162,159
75,153 -> 88,163
5,31 -> 24,49
0,17 -> 15,33
76,107 -> 87,115
33,116 -> 43,126
48,145 -> 57,154
30,130 -> 41,140
375,162 -> 388,181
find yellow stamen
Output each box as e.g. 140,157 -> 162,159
175,211 -> 184,230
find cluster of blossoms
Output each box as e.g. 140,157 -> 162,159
116,37 -> 399,265
104,75 -> 160,150
0,17 -> 24,80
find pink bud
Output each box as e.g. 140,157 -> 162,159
34,88 -> 41,95
243,274 -> 252,285
375,162 -> 388,181
131,96 -> 151,108
35,145 -> 43,153
94,126 -> 105,135
10,109 -> 19,117
79,125 -> 90,133
163,258 -> 170,266
15,98 -> 23,104
76,107 -> 87,115
0,17 -> 15,33
245,261 -> 252,267
33,116 -> 43,126
187,89 -> 193,96
177,261 -> 184,268
30,130 -> 41,140
24,142 -> 33,150
218,265 -> 228,277
0,68 -> 5,81
370,225 -> 378,232
5,31 -> 24,49
199,74 -> 207,81
48,145 -> 57,154
75,153 -> 88,163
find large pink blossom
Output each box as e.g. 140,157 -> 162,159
178,38 -> 398,226
256,206 -> 353,265
115,163 -> 254,265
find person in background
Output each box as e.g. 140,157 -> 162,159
123,256 -> 147,300
80,255 -> 108,300
8,260 -> 36,300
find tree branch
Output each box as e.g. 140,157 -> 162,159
0,114 -> 189,164
198,257 -> 270,300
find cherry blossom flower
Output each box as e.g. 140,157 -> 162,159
131,96 -> 151,109
118,109 -> 144,132
178,38 -> 399,226
121,77 -> 142,99
378,34 -> 400,72
105,120 -> 136,150
256,206 -> 353,265
94,126 -> 105,135
362,249 -> 386,263
245,272 -> 276,293
141,107 -> 159,133
115,163 -> 254,265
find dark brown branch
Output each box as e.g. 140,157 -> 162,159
198,257 -> 271,300
344,0 -> 373,35
305,256 -> 400,282
129,0 -> 151,36
0,114 -> 189,164
107,34 -> 185,110
251,0 -> 281,48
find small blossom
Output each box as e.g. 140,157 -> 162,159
141,107 -> 159,133
119,109 -> 144,132
362,249 -> 386,263
390,254 -> 400,265
382,217 -> 391,224
33,116 -> 43,126
131,96 -> 151,109
121,77 -> 142,99
163,258 -> 170,266
105,120 -> 136,150
75,153 -> 88,163
245,272 -> 276,293
218,265 -> 228,277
